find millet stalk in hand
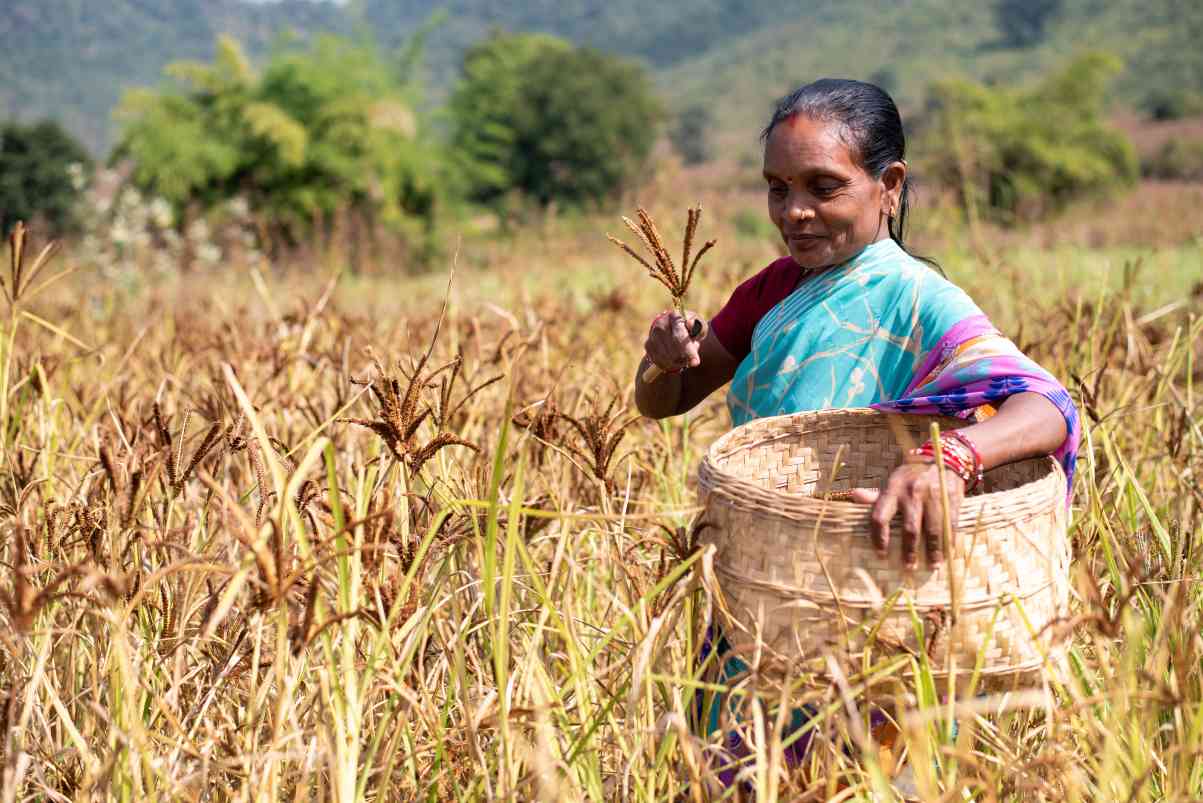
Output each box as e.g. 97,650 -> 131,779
608,206 -> 714,382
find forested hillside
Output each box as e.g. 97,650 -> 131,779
664,0 -> 1203,145
3,0 -> 1202,154
356,0 -> 808,68
0,1 -> 347,152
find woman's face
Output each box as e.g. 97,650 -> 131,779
763,114 -> 904,269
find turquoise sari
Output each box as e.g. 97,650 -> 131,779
727,238 -> 981,425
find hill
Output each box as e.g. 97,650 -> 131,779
2,0 -> 1202,155
1,0 -> 809,153
0,1 -> 348,153
663,0 -> 1203,154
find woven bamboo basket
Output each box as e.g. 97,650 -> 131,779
697,408 -> 1070,691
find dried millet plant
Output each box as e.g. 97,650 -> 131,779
3,222 -> 62,311
607,206 -> 715,319
559,396 -> 638,492
340,353 -> 479,475
608,207 -> 716,381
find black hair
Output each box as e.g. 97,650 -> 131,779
762,78 -> 915,253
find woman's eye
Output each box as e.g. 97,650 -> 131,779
768,183 -> 787,197
813,184 -> 840,197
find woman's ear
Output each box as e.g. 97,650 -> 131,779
880,160 -> 907,215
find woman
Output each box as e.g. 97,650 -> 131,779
637,78 -> 1077,562
634,79 -> 1079,782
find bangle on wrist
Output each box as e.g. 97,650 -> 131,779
908,430 -> 984,491
946,429 -> 984,489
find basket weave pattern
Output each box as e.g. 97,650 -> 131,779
697,409 -> 1070,685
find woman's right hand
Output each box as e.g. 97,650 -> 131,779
644,310 -> 708,375
634,310 -> 739,419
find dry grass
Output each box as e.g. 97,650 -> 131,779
1113,112 -> 1203,158
0,202 -> 1199,801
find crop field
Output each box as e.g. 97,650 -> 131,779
0,193 -> 1200,802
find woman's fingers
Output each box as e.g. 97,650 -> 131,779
671,316 -> 701,368
901,484 -> 923,569
644,311 -> 704,373
869,484 -> 899,556
923,470 -> 963,567
870,464 -> 965,569
643,313 -> 679,371
922,492 -> 946,567
849,488 -> 879,504
644,335 -> 680,372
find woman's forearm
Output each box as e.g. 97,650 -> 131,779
634,355 -> 685,419
960,391 -> 1069,470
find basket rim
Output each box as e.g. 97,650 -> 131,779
697,408 -> 1066,527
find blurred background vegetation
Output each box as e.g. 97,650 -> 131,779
1,0 -> 1201,268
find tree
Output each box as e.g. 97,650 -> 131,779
994,0 -> 1062,48
112,34 -> 440,245
867,67 -> 900,97
670,103 -> 716,166
1142,88 -> 1203,121
0,120 -> 93,236
920,52 -> 1137,221
449,32 -> 662,209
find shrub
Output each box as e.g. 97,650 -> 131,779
920,52 -> 1137,221
670,103 -> 716,166
1142,137 -> 1203,181
0,119 -> 93,235
449,32 -> 662,209
732,208 -> 777,242
113,35 -> 440,247
1142,89 -> 1203,122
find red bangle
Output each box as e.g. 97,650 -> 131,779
946,430 -> 984,489
908,433 -> 981,491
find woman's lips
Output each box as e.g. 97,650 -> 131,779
788,233 -> 825,246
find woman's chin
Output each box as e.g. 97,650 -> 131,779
788,245 -> 833,270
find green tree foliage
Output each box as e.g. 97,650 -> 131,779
921,52 -> 1138,221
670,103 -> 716,166
356,0 -> 806,70
113,34 -> 439,243
0,120 -> 93,235
7,1 -> 1203,155
0,0 -> 349,154
995,0 -> 1063,47
449,32 -> 662,209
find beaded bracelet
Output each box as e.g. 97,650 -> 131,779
909,431 -> 983,491
909,444 -> 972,487
946,429 -> 985,489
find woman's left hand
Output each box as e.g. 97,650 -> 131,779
850,462 -> 965,569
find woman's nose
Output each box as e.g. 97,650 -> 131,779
786,201 -> 815,223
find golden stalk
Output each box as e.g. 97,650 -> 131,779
608,206 -> 716,381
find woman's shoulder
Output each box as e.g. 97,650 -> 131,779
883,243 -> 985,347
732,255 -> 800,298
711,256 -> 800,359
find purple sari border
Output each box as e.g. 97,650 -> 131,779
872,315 -> 1081,498
903,313 -> 996,397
